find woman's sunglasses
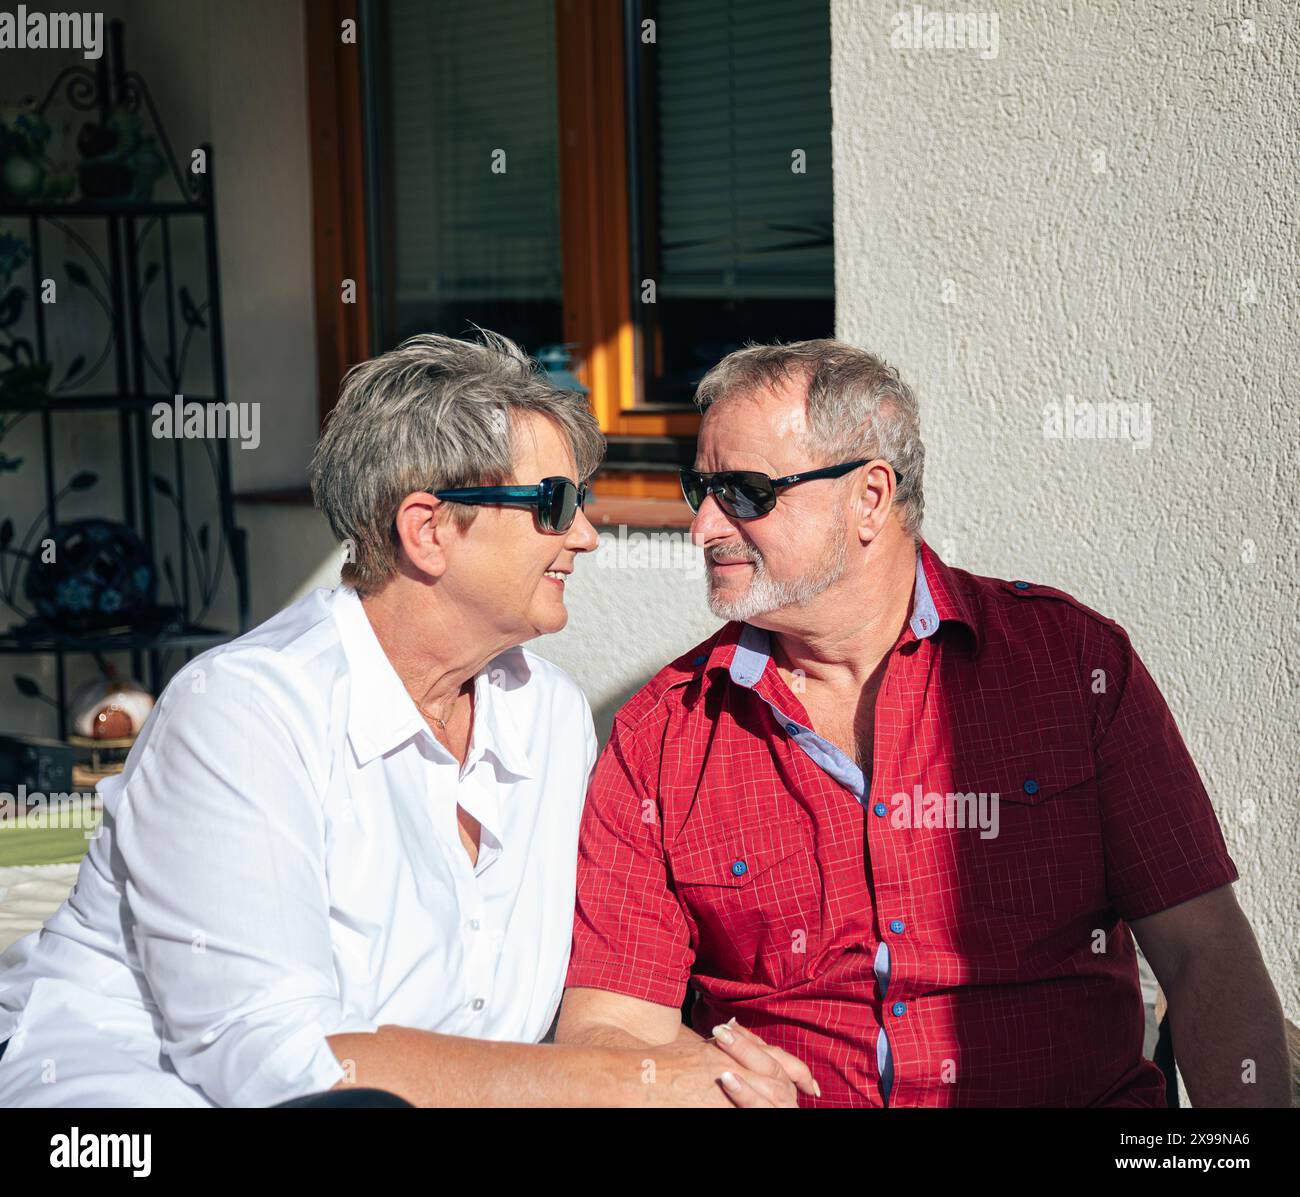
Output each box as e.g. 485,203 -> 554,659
679,458 -> 901,520
432,475 -> 591,533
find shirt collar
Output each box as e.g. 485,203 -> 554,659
714,538 -> 983,691
913,539 -> 983,650
467,654 -> 536,780
330,585 -> 536,777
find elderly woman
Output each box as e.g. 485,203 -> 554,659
0,332 -> 811,1108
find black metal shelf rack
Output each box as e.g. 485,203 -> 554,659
0,21 -> 249,738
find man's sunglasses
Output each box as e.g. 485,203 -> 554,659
679,458 -> 901,520
432,475 -> 591,533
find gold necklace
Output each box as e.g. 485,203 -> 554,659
417,700 -> 449,731
410,680 -> 468,732
415,686 -> 467,731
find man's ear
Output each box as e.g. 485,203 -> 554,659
854,460 -> 896,545
393,491 -> 452,580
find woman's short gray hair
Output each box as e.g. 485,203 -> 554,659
693,339 -> 925,538
310,331 -> 605,594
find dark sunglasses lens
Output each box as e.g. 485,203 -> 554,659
718,474 -> 773,519
680,471 -> 707,513
546,480 -> 578,532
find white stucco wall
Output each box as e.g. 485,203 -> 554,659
830,0 -> 1298,1022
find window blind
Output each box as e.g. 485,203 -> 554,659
385,0 -> 563,304
651,0 -> 834,300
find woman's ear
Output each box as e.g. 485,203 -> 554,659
393,491 -> 451,580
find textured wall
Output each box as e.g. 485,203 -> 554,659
831,0 -> 1298,1020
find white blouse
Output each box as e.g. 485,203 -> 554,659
0,585 -> 597,1107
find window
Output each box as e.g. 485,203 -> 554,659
628,0 -> 835,408
307,0 -> 835,510
376,0 -> 565,354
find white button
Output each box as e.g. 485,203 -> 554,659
467,919 -> 480,932
471,998 -> 485,1011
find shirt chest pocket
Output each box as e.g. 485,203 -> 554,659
955,750 -> 1104,924
668,819 -> 822,989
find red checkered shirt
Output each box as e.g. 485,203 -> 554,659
565,540 -> 1238,1106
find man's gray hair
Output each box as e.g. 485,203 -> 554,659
310,331 -> 605,594
694,339 -> 925,538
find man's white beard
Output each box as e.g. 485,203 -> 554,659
706,514 -> 848,622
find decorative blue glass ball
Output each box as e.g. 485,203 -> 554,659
24,519 -> 157,632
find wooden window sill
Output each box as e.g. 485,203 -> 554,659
587,496 -> 693,529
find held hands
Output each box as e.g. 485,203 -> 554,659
709,1019 -> 820,1107
643,1018 -> 820,1107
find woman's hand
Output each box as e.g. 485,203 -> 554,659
709,1018 -> 820,1106
634,1020 -> 820,1107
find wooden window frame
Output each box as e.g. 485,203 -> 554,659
305,0 -> 371,431
304,0 -> 694,525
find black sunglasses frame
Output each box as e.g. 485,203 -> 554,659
431,475 -> 591,533
680,458 -> 902,519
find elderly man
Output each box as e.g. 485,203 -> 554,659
0,332 -> 811,1108
556,339 -> 1290,1107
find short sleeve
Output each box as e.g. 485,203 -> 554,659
564,717 -> 693,1007
1095,635 -> 1238,922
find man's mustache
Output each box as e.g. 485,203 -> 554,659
709,544 -> 760,565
